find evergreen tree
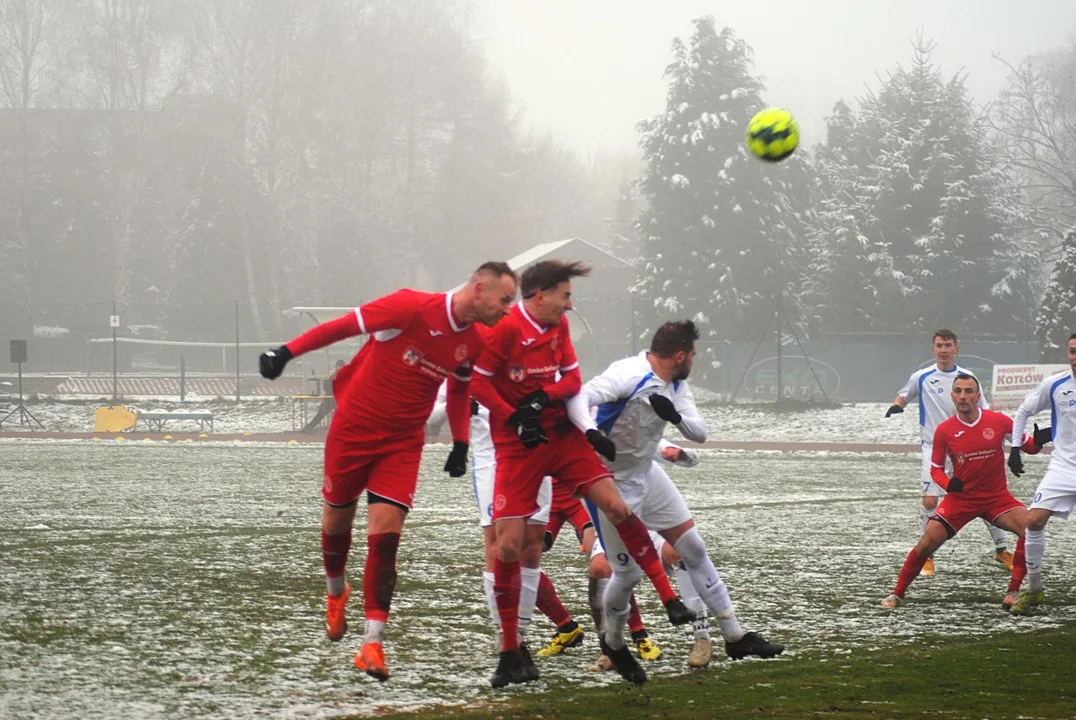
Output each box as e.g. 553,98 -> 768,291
634,17 -> 814,350
805,36 -> 1034,336
1037,228 -> 1076,360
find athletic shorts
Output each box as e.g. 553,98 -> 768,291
1030,465 -> 1076,520
322,428 -> 425,508
932,490 -> 1024,535
591,527 -> 666,563
473,463 -> 551,527
492,424 -> 612,521
585,462 -> 690,572
546,479 -> 594,545
920,443 -> 947,497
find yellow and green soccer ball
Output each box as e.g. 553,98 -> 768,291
745,108 -> 799,162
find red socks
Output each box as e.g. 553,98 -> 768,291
322,529 -> 352,578
494,557 -> 521,652
627,593 -> 645,633
363,532 -> 400,623
893,548 -> 928,598
535,571 -> 572,628
613,514 -> 676,604
1009,536 -> 1027,593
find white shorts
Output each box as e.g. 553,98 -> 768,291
1030,465 -> 1076,520
473,463 -> 550,526
920,443 -> 947,497
586,463 -> 690,573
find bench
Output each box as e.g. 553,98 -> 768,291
138,409 -> 214,433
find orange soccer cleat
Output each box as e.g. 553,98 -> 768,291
355,642 -> 390,681
325,583 -> 351,642
995,549 -> 1015,572
920,557 -> 935,577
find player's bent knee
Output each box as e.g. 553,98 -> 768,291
589,557 -> 612,579
672,527 -> 708,566
612,564 -> 643,586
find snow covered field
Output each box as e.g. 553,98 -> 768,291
1,442 -> 1072,718
7,399 -> 927,445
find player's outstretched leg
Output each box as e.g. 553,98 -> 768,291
355,531 -> 400,681
883,548 -> 929,608
671,527 -> 785,660
536,571 -> 584,657
984,519 -> 1013,570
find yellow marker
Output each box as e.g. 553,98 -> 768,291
184,438 -> 193,443
116,436 -> 125,442
163,435 -> 173,440
288,439 -> 298,445
143,437 -> 153,443
199,433 -> 208,439
243,432 -> 253,437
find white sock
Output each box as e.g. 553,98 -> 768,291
1025,528 -> 1046,593
984,519 -> 1008,552
483,571 -> 501,633
602,566 -> 641,651
519,566 -> 541,641
675,564 -> 710,639
673,528 -> 744,643
363,619 -> 385,645
919,504 -> 932,537
326,575 -> 346,596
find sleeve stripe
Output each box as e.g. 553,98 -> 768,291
354,308 -> 366,335
560,362 -> 579,372
931,462 -> 944,469
473,366 -> 494,377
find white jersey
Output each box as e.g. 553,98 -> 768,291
1013,370 -> 1076,473
429,382 -> 494,470
898,364 -> 988,445
568,351 -> 706,491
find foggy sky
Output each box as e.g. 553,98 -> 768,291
477,0 -> 1076,155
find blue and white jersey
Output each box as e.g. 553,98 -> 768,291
897,364 -> 988,445
567,351 -> 706,483
1013,370 -> 1076,472
429,381 -> 494,470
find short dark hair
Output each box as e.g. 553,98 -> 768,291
473,261 -> 517,285
953,372 -> 979,391
1069,332 -> 1076,342
650,320 -> 700,358
520,260 -> 591,298
933,328 -> 958,343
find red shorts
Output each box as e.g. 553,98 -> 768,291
492,424 -> 613,521
547,479 -> 594,544
322,428 -> 425,508
932,491 -> 1024,535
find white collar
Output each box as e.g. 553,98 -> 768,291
445,292 -> 465,333
518,302 -> 546,334
956,409 -> 983,428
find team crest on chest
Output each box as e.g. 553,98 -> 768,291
982,427 -> 995,440
454,343 -> 468,362
402,347 -> 423,366
510,366 -> 526,382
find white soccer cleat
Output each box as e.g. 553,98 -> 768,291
687,637 -> 712,668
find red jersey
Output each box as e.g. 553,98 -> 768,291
472,303 -> 581,445
930,409 -> 1035,499
286,289 -> 485,442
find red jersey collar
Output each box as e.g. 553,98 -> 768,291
956,409 -> 983,428
517,302 -> 547,334
445,292 -> 468,333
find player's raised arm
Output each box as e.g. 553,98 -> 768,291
258,289 -> 421,380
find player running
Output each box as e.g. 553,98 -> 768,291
568,320 -> 785,685
882,373 -> 1043,608
886,329 -> 1014,574
1006,332 -> 1076,615
470,260 -> 695,688
258,262 -> 518,681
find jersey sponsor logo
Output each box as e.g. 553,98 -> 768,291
510,366 -> 526,382
983,427 -> 995,440
454,343 -> 468,362
521,337 -> 536,346
428,329 -> 444,337
403,347 -> 423,366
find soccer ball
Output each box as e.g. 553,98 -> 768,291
745,108 -> 799,162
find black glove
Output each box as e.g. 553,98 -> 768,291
648,394 -> 682,424
518,389 -> 549,413
508,407 -> 548,449
585,428 -> 617,462
259,345 -> 293,380
1033,423 -> 1052,448
470,398 -> 480,416
947,476 -> 964,493
444,441 -> 469,477
1008,447 -> 1024,477
885,404 -> 904,418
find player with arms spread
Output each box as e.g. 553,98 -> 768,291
258,262 -> 518,680
470,260 -> 694,688
882,374 -> 1042,608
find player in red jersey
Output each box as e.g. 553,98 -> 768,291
882,373 -> 1042,608
258,262 -> 518,680
469,260 -> 694,688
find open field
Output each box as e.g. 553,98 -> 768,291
1,440 -> 1074,718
